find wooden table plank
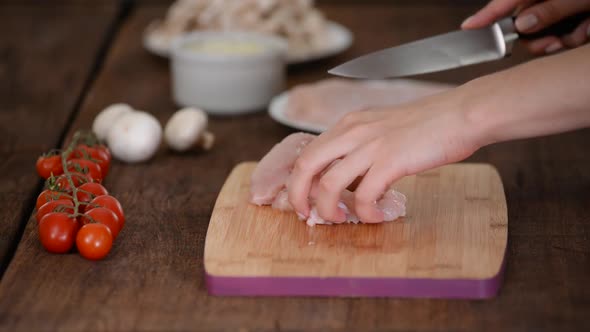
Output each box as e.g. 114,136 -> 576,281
1,2 -> 589,331
0,3 -> 118,273
0,0 -> 120,5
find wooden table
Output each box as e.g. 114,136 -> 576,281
1,1 -> 589,331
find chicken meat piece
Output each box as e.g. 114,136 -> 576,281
250,133 -> 315,205
285,78 -> 453,129
249,133 -> 407,226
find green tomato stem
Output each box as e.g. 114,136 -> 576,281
60,131 -> 91,219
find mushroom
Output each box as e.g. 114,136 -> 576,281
164,107 -> 215,152
106,111 -> 163,163
92,103 -> 134,141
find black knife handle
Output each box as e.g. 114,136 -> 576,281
517,12 -> 589,40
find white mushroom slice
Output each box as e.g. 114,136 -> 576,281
154,0 -> 330,57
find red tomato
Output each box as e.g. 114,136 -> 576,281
76,182 -> 108,205
76,223 -> 113,260
38,212 -> 78,254
87,195 -> 125,229
55,172 -> 92,193
95,145 -> 111,162
71,145 -> 111,177
82,207 -> 120,239
66,159 -> 102,183
36,190 -> 72,210
36,199 -> 74,223
36,155 -> 64,179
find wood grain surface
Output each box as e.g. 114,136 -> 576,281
0,2 -> 117,272
205,162 -> 507,281
0,1 -> 588,331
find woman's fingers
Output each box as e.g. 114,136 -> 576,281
560,18 -> 590,48
287,113 -> 378,217
462,0 -> 590,53
354,160 -> 406,223
286,132 -> 350,217
522,17 -> 590,54
288,149 -> 337,218
314,147 -> 374,222
462,0 -> 536,29
522,36 -> 564,54
515,0 -> 590,33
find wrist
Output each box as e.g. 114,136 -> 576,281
458,76 -> 503,149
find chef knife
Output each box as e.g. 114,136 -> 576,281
328,15 -> 586,79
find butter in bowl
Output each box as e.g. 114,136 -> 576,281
171,31 -> 287,115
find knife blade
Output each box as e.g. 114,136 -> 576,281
328,17 -> 518,79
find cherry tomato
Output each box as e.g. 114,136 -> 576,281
36,199 -> 74,223
76,223 -> 113,260
55,172 -> 92,193
66,159 -> 102,183
95,145 -> 111,162
36,190 -> 72,210
86,195 -> 125,229
82,207 -> 120,238
38,212 -> 78,254
36,155 -> 64,179
76,182 -> 108,205
71,145 -> 111,177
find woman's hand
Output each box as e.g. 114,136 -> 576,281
462,0 -> 590,55
287,44 -> 590,224
287,90 -> 482,223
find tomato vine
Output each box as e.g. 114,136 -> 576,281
35,130 -> 124,260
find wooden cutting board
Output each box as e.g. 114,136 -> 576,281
204,162 -> 508,299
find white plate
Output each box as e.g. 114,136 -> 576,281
268,91 -> 326,134
268,80 -> 458,134
143,21 -> 353,65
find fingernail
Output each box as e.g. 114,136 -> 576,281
545,42 -> 562,54
461,16 -> 474,28
515,14 -> 538,32
296,212 -> 307,220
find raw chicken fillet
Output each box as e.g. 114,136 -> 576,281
250,133 -> 406,226
286,78 -> 453,128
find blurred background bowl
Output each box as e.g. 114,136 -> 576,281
171,31 -> 288,115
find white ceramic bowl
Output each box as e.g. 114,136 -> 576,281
171,31 -> 287,115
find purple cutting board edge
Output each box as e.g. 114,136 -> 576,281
204,250 -> 508,299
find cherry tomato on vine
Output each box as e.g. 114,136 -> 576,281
55,172 -> 92,193
86,195 -> 125,228
71,145 -> 111,178
36,190 -> 71,210
36,199 -> 74,223
82,207 -> 121,238
36,155 -> 64,179
95,145 -> 111,162
66,159 -> 102,183
38,212 -> 78,254
76,223 -> 113,260
76,182 -> 108,205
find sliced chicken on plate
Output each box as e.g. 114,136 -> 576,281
285,78 -> 453,129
